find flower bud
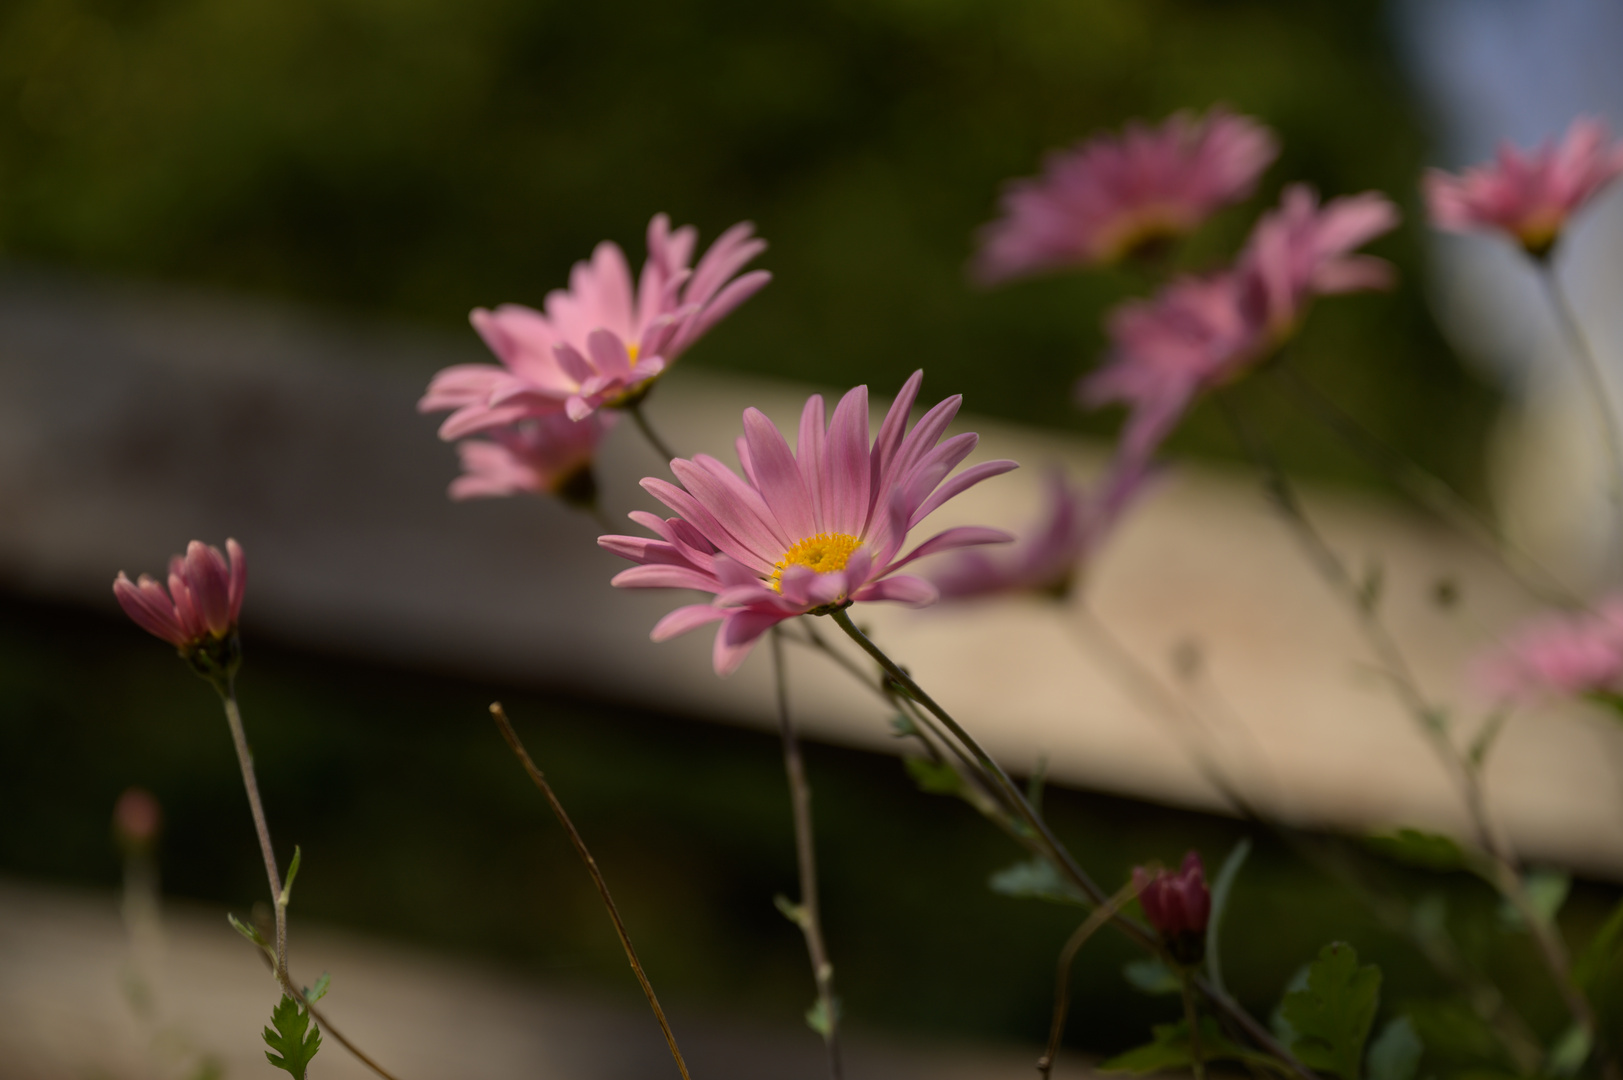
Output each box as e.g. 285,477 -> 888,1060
113,786 -> 162,854
1132,850 -> 1210,965
113,538 -> 246,683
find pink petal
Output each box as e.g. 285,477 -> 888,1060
652,604 -> 726,642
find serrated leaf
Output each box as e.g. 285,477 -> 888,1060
904,756 -> 962,796
1366,828 -> 1468,871
1279,942 -> 1381,1080
1367,1016 -> 1423,1080
1499,869 -> 1570,931
1573,896 -> 1623,990
1122,957 -> 1181,995
263,994 -> 321,1079
987,858 -> 1086,906
1547,1022 -> 1591,1077
304,972 -> 330,1004
1207,836 -> 1252,996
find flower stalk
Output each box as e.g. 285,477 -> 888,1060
770,629 -> 843,1080
489,703 -> 693,1080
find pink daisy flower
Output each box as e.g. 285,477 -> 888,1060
972,108 -> 1278,283
114,539 -> 247,652
599,372 -> 1018,675
1474,598 -> 1623,704
420,214 -> 770,434
1081,184 -> 1398,462
448,411 -> 616,506
1239,184 -> 1400,342
932,461 -> 1150,600
1425,117 -> 1623,258
1083,270 -> 1260,463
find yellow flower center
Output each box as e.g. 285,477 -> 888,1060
771,532 -> 862,592
627,343 -> 640,363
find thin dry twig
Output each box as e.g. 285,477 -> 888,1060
490,703 -> 694,1080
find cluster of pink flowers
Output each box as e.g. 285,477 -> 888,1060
1474,599 -> 1623,705
1083,184 -> 1399,463
599,372 -> 1015,674
974,108 -> 1278,283
1425,117 -> 1623,258
418,214 -> 770,502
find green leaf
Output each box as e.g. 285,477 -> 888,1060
1365,828 -> 1469,872
278,845 -> 302,907
804,996 -> 839,1037
1271,964 -> 1312,1045
1279,942 -> 1381,1080
1498,869 -> 1570,931
1206,837 -> 1252,996
1573,896 -> 1623,990
887,712 -> 919,737
1546,1022 -> 1592,1078
773,893 -> 808,929
1366,1016 -> 1423,1080
1100,1023 -> 1195,1074
1122,958 -> 1182,995
304,972 -> 331,1005
263,994 -> 321,1079
1101,1018 -> 1285,1075
904,756 -> 962,796
987,858 -> 1086,906
228,912 -> 267,948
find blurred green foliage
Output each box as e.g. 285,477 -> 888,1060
0,0 -> 1494,488
4,596 -> 1618,1057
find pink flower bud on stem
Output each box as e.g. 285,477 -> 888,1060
1132,851 -> 1211,966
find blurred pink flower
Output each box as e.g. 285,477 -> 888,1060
449,411 -> 616,505
421,214 -> 770,434
1083,270 -> 1259,462
599,372 -> 1017,675
113,787 -> 163,850
113,539 -> 246,651
1425,117 -> 1623,257
972,108 -> 1278,283
932,461 -> 1150,600
1082,184 -> 1398,461
1239,183 -> 1400,341
1134,850 -> 1209,964
1474,599 -> 1623,703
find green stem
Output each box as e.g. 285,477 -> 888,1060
628,399 -> 681,465
1181,973 -> 1206,1080
1536,261 -> 1623,508
218,681 -> 287,979
770,630 -> 843,1080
